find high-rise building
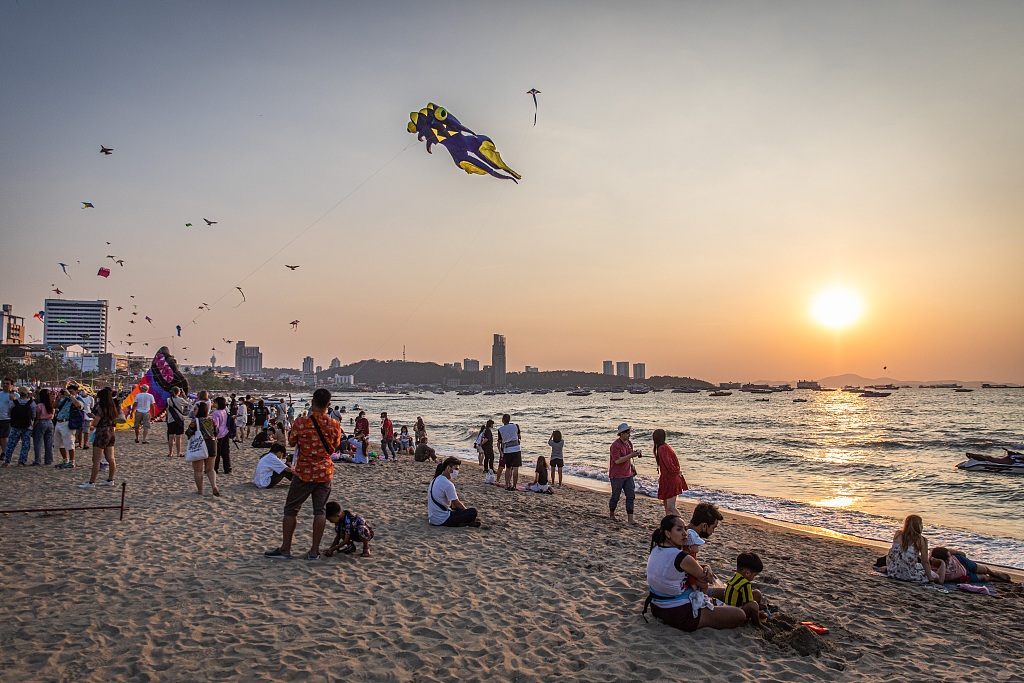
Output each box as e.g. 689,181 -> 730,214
633,363 -> 646,381
491,334 -> 506,387
603,360 -> 614,375
330,357 -> 341,369
463,358 -> 480,373
616,361 -> 630,378
302,356 -> 314,374
43,299 -> 108,353
235,341 -> 263,375
1,304 -> 25,345
454,362 -> 462,371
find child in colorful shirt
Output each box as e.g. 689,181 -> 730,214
717,552 -> 767,622
324,502 -> 374,557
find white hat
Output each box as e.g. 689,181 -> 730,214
617,422 -> 631,434
686,529 -> 706,546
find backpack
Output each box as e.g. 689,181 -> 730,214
10,400 -> 33,430
58,397 -> 85,430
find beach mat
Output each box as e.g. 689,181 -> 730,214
870,567 -> 998,596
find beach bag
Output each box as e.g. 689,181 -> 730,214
484,469 -> 496,484
185,422 -> 209,462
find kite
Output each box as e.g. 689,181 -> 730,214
407,103 -> 521,182
58,262 -> 71,279
185,223 -> 193,227
145,316 -> 154,326
33,311 -> 44,321
129,319 -> 136,324
131,311 -> 137,316
107,255 -> 117,261
285,265 -> 299,270
290,320 -> 300,330
126,333 -> 133,337
117,347 -> 189,431
55,318 -> 67,324
125,341 -> 135,346
116,259 -> 125,267
52,288 -> 62,295
527,88 -> 541,126
116,306 -> 123,311
204,218 -> 217,226
82,202 -> 94,209
176,325 -> 181,336
235,287 -> 246,307
100,146 -> 113,155
222,338 -> 234,344
97,267 -> 111,278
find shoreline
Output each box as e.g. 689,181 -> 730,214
2,438 -> 1022,681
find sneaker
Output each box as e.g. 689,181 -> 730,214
77,482 -> 95,489
305,553 -> 320,561
264,549 -> 292,559
97,480 -> 115,487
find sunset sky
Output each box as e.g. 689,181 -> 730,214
2,2 -> 1022,382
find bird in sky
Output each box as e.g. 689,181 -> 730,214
204,218 -> 217,226
290,320 -> 300,330
285,264 -> 299,270
100,145 -> 113,155
81,202 -> 94,209
57,262 -> 71,278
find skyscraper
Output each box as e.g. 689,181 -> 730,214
235,341 -> 263,375
633,363 -> 646,381
491,334 -> 506,387
616,361 -> 630,378
302,356 -> 314,374
43,299 -> 108,353
603,360 -> 614,375
463,358 -> 480,373
330,357 -> 341,369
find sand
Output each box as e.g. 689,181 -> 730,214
1,437 -> 1022,683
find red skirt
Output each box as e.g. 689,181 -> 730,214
658,473 -> 686,500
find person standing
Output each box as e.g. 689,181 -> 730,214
252,399 -> 269,431
243,395 -> 255,439
32,388 -> 55,466
380,411 -> 396,461
265,388 -> 342,560
548,430 -> 565,488
130,384 -> 155,444
54,384 -> 85,468
414,416 -> 427,445
187,402 -> 219,496
165,387 -> 189,457
75,390 -> 94,449
497,413 -> 522,491
77,388 -> 122,488
3,387 -> 35,466
354,410 -> 369,439
0,378 -> 15,456
480,419 -> 495,474
653,429 -> 687,517
211,396 -> 232,474
232,398 -> 247,447
609,423 -> 640,524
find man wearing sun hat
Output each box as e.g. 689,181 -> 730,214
609,422 -> 641,525
131,383 -> 156,444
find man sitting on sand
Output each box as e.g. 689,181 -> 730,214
966,449 -> 1024,466
414,436 -> 437,462
253,444 -> 294,489
428,457 -> 480,527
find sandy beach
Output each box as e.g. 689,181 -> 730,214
1,439 -> 1022,683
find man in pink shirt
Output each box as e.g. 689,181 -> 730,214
609,422 -> 641,524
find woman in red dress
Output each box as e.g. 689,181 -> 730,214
653,429 -> 687,516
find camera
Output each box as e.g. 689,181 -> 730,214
634,451 -> 643,458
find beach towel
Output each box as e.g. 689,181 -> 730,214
870,566 -> 998,596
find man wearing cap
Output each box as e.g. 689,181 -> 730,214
609,423 -> 641,524
130,384 -> 156,444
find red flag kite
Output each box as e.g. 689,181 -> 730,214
97,267 -> 111,278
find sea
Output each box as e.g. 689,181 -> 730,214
288,388 -> 1024,569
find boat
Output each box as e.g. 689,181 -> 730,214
859,391 -> 891,398
567,389 -> 592,396
796,380 -> 820,390
749,388 -> 773,395
709,391 -> 732,397
610,397 -> 624,401
793,398 -> 807,403
954,388 -> 973,392
956,458 -> 1024,474
672,387 -> 700,394
754,397 -> 770,402
531,389 -> 550,395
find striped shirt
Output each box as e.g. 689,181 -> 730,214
723,572 -> 754,607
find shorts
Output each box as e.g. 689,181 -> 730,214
76,419 -> 92,435
54,421 -> 76,450
136,412 -> 151,429
0,420 -> 10,439
505,451 -> 522,468
167,420 -> 185,436
550,458 -> 564,467
952,553 -> 981,582
650,603 -> 702,632
283,478 -> 332,517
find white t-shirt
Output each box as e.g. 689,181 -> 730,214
427,475 -> 459,525
133,392 -> 156,414
497,423 -> 521,453
348,437 -> 368,464
234,404 -> 247,425
79,395 -> 95,422
253,452 -> 288,488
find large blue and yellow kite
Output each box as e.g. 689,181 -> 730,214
408,103 -> 521,183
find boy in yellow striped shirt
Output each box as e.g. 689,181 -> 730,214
717,552 -> 766,622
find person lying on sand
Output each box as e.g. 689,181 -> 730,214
966,450 -> 1024,465
929,547 -> 1012,583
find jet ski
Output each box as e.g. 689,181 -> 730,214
957,447 -> 1024,473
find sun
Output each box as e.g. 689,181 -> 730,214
811,286 -> 863,329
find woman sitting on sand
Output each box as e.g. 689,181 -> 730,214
929,547 -> 1012,583
645,515 -> 747,631
886,515 -> 937,583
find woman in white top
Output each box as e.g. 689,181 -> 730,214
645,515 -> 746,631
885,515 -> 937,583
427,457 -> 480,527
